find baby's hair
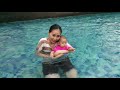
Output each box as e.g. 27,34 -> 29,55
60,35 -> 67,41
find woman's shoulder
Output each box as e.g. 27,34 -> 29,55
39,37 -> 47,43
37,38 -> 48,45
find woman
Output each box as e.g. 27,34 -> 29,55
36,24 -> 78,78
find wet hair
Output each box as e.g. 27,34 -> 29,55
60,35 -> 67,41
49,24 -> 62,34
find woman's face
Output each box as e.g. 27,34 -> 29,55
49,29 -> 61,44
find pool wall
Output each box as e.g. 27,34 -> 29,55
0,12 -> 97,23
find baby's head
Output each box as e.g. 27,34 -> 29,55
59,35 -> 67,47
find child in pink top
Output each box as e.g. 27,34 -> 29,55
50,35 -> 75,59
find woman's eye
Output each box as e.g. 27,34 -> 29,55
53,34 -> 55,37
52,34 -> 60,37
57,35 -> 60,37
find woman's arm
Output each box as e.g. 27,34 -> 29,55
36,49 -> 50,58
52,53 -> 64,59
52,50 -> 69,59
36,39 -> 50,58
55,50 -> 69,54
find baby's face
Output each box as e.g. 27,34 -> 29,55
59,38 -> 67,47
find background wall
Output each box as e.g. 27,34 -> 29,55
0,12 -> 93,23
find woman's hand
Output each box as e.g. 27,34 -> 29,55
51,53 -> 64,59
50,51 -> 54,58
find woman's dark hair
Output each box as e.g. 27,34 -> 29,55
49,24 -> 62,34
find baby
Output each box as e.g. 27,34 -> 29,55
50,35 -> 75,59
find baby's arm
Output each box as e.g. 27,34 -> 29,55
68,47 -> 75,52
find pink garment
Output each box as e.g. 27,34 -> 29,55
53,45 -> 71,52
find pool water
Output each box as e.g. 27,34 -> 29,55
0,12 -> 120,78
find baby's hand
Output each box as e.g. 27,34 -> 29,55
68,48 -> 75,52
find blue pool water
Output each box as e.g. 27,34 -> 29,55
0,12 -> 120,78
